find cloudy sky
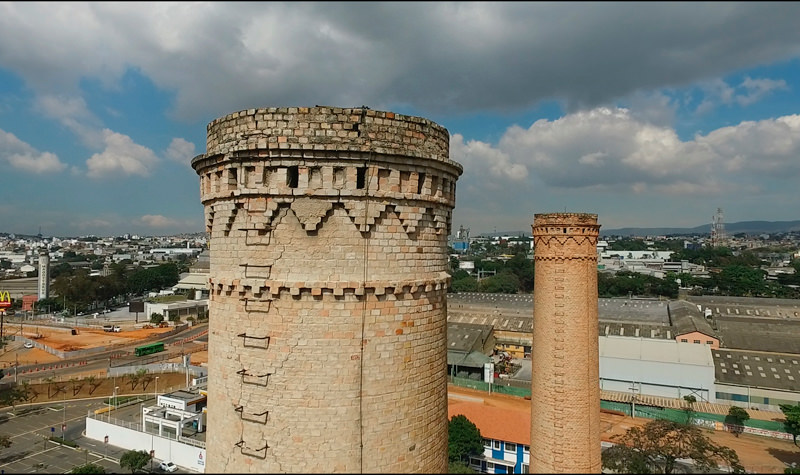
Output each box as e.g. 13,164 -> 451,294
1,2 -> 799,237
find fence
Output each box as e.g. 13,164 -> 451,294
449,377 -> 791,437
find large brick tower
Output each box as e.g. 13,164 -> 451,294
191,106 -> 462,473
530,213 -> 601,473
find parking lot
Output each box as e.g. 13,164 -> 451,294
0,398 -> 193,473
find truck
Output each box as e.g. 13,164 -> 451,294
103,325 -> 121,332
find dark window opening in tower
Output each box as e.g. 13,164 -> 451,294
228,168 -> 238,190
287,166 -> 299,188
417,173 -> 426,194
356,167 -> 367,189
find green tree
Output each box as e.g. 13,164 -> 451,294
478,271 -> 520,293
602,444 -> 653,474
451,275 -> 479,293
715,265 -> 767,296
448,460 -> 477,473
119,449 -> 150,474
780,404 -> 800,446
448,414 -> 483,464
682,395 -> 696,425
70,463 -> 106,474
725,406 -> 751,437
0,434 -> 11,450
0,386 -> 26,409
150,313 -> 164,324
601,419 -> 744,474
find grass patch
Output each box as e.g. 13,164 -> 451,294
49,436 -> 79,448
147,294 -> 187,304
104,395 -> 141,406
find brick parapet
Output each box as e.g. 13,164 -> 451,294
193,105 -> 460,170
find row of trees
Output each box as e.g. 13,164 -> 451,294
449,247 -> 800,299
450,261 -> 680,298
34,262 -> 183,315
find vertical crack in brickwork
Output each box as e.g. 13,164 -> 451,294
358,147 -> 374,474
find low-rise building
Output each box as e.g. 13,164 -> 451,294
449,398 -> 529,474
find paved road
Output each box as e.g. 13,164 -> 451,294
12,323 -> 208,384
0,398 -> 193,473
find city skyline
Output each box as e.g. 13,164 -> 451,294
1,3 -> 800,237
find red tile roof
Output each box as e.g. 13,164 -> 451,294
448,399 -> 531,445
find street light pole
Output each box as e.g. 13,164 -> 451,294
155,376 -> 159,402
62,389 -> 66,445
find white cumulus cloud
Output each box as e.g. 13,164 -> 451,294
450,108 -> 800,195
86,130 -> 159,178
165,137 -> 196,164
0,128 -> 67,173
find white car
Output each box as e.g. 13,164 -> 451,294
159,461 -> 178,472
23,342 -> 33,349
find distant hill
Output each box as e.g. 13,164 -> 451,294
601,220 -> 800,237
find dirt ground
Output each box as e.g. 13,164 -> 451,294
20,324 -> 174,352
0,324 -> 176,368
448,385 -> 800,473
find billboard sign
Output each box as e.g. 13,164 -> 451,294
22,294 -> 37,311
483,362 -> 494,384
129,300 -> 145,313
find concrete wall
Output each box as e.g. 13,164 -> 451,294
193,106 -> 461,473
715,382 -> 800,411
86,416 -> 206,472
599,356 -> 715,402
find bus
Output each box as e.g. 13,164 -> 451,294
135,341 -> 165,357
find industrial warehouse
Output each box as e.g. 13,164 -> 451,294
447,292 -> 800,411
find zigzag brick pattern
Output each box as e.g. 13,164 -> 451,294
192,106 -> 462,473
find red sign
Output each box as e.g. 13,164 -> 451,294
0,291 -> 10,308
22,295 -> 37,311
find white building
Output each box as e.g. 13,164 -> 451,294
86,388 -> 207,472
599,336 -> 716,402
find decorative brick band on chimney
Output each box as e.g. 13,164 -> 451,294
192,106 -> 462,473
530,213 -> 601,473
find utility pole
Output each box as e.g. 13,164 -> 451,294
629,381 -> 639,418
1,309 -> 5,353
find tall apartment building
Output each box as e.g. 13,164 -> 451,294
530,213 -> 601,473
192,106 -> 461,473
37,250 -> 50,300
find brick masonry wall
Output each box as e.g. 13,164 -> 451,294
193,107 -> 460,473
530,213 -> 601,473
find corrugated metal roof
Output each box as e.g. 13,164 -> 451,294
669,300 -> 716,338
599,335 -> 713,367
